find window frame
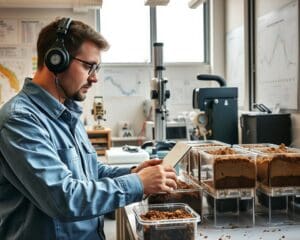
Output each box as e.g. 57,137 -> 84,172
97,2 -> 210,65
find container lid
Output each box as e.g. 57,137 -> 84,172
163,142 -> 191,167
183,140 -> 229,147
233,143 -> 278,150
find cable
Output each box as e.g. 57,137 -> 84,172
54,74 -> 67,102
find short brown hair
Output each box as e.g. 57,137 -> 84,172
37,17 -> 109,70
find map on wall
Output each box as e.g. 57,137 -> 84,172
256,0 -> 298,110
0,17 -> 45,106
101,68 -> 149,97
226,26 -> 245,107
0,46 -> 33,105
0,63 -> 20,104
0,60 -> 31,105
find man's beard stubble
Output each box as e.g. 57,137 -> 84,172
71,90 -> 87,101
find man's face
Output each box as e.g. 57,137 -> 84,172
59,41 -> 101,101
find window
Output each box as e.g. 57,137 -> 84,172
100,0 -> 150,63
156,2 -> 204,63
99,1 -> 205,63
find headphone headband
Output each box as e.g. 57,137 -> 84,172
57,18 -> 72,39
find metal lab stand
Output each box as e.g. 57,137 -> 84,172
256,184 -> 300,225
201,181 -> 256,228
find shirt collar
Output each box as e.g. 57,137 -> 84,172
22,78 -> 82,119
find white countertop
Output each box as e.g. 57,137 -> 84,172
198,225 -> 298,240
104,147 -> 149,165
123,203 -> 300,240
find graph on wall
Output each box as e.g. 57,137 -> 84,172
101,68 -> 149,97
256,0 -> 298,110
226,26 -> 245,107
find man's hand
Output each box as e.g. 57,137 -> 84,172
137,164 -> 177,194
131,159 -> 162,173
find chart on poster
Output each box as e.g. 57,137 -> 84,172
256,0 -> 298,110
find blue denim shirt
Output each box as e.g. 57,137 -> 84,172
0,78 -> 143,240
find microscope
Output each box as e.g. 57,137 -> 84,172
91,96 -> 106,130
151,43 -> 170,142
142,43 -> 175,157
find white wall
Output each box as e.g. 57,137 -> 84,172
226,0 -> 244,32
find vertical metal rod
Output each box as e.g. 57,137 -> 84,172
247,0 -> 256,110
153,42 -> 167,141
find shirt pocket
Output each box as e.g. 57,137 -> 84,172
57,147 -> 84,180
81,141 -> 98,180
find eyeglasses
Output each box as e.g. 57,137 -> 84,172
70,55 -> 101,76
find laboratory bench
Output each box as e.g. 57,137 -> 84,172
114,142 -> 300,239
116,202 -> 300,240
111,136 -> 146,147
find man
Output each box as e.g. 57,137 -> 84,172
0,18 -> 177,240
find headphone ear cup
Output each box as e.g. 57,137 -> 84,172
45,44 -> 70,74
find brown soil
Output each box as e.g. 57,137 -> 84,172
140,209 -> 192,220
139,208 -> 196,240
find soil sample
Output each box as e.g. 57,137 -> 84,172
148,179 -> 202,215
140,209 -> 195,240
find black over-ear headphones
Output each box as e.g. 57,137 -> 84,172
45,18 -> 72,74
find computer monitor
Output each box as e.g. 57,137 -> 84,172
145,121 -> 188,141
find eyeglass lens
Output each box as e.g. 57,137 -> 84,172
88,64 -> 101,76
70,55 -> 101,76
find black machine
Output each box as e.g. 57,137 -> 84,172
240,112 -> 291,146
193,74 -> 238,144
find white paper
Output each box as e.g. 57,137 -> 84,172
256,0 -> 298,109
0,19 -> 18,44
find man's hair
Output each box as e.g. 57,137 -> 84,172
37,18 -> 109,70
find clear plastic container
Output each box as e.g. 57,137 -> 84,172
175,151 -> 190,177
198,147 -> 256,227
233,143 -> 278,151
256,188 -> 300,226
147,176 -> 202,215
177,140 -> 230,181
199,146 -> 256,189
249,145 -> 300,225
133,203 -> 200,240
254,146 -> 300,187
202,190 -> 256,228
